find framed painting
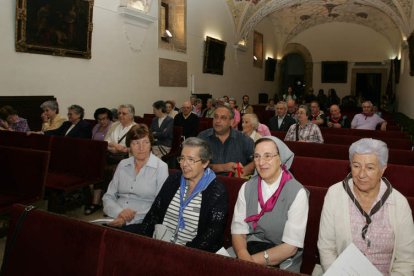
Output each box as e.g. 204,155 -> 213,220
203,36 -> 227,75
253,31 -> 263,68
15,0 -> 93,59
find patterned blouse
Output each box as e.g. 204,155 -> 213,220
284,122 -> 324,143
349,182 -> 394,275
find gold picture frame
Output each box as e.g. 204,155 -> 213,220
15,0 -> 93,59
253,31 -> 263,68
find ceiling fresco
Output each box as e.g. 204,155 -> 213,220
226,0 -> 414,50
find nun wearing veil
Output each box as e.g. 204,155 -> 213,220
230,136 -> 309,272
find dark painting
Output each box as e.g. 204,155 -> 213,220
15,0 -> 93,59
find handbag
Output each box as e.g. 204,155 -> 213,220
153,224 -> 174,242
106,132 -> 129,164
247,241 -> 275,255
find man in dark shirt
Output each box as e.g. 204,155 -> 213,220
174,100 -> 199,138
269,101 -> 296,131
198,106 -> 254,177
326,104 -> 351,128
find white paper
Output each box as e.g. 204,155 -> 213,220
90,218 -> 114,224
216,247 -> 231,257
324,243 -> 382,276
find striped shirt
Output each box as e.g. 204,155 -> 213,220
162,185 -> 202,245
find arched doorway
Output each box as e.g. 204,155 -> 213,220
280,53 -> 305,99
276,43 -> 313,100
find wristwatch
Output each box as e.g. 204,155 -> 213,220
264,250 -> 270,266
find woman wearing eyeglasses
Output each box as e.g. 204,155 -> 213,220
230,136 -> 309,272
102,124 -> 169,230
317,138 -> 414,275
132,137 -> 228,252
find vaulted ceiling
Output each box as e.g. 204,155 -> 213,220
226,0 -> 414,50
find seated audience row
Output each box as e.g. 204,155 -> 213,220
96,108 -> 413,274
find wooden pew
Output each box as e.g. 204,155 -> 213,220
2,204 -> 301,276
290,156 -> 414,197
271,130 -> 412,150
0,146 -> 50,214
285,141 -> 414,166
0,130 -> 52,151
320,127 -> 408,139
217,175 -> 246,248
46,136 -> 107,213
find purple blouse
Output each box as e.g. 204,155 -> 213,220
92,122 -> 112,141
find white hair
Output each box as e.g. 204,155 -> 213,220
349,138 -> 388,167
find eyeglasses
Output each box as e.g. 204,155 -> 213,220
177,156 -> 202,165
252,153 -> 279,162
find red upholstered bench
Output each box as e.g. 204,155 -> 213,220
285,141 -> 414,166
46,136 -> 107,213
217,175 -> 246,248
0,130 -> 52,150
323,134 -> 412,150
2,204 -> 301,276
291,156 -> 414,197
301,185 -> 327,274
0,146 -> 50,214
321,127 -> 408,139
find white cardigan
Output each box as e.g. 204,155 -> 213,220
317,180 -> 414,275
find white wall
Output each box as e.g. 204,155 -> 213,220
396,49 -> 414,118
0,0 -> 277,120
290,22 -> 395,99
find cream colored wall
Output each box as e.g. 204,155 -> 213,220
396,49 -> 414,118
0,0 -> 277,119
290,22 -> 395,100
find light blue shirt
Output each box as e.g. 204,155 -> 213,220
103,153 -> 169,224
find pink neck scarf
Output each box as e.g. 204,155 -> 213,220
244,168 -> 292,230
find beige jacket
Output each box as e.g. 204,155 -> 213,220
317,180 -> 414,275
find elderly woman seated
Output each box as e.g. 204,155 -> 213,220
91,107 -> 113,141
43,105 -> 91,138
317,138 -> 414,275
102,124 -> 169,230
0,105 -> 30,132
230,136 -> 309,272
150,100 -> 173,158
242,113 -> 262,142
284,105 -> 324,143
40,100 -> 66,131
132,137 -> 228,253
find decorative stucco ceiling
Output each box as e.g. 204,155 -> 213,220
226,0 -> 414,49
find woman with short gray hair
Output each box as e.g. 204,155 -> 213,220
43,104 -> 91,138
317,138 -> 414,275
132,137 -> 228,253
242,113 -> 262,142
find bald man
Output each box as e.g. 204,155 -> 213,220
327,104 -> 350,128
173,100 -> 199,138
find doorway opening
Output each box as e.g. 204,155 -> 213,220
351,68 -> 387,107
280,53 -> 305,99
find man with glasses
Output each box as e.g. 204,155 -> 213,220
174,100 -> 199,139
351,100 -> 387,131
198,105 -> 254,177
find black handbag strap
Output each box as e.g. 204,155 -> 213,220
295,123 -> 299,141
117,133 -> 128,144
0,205 -> 36,275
